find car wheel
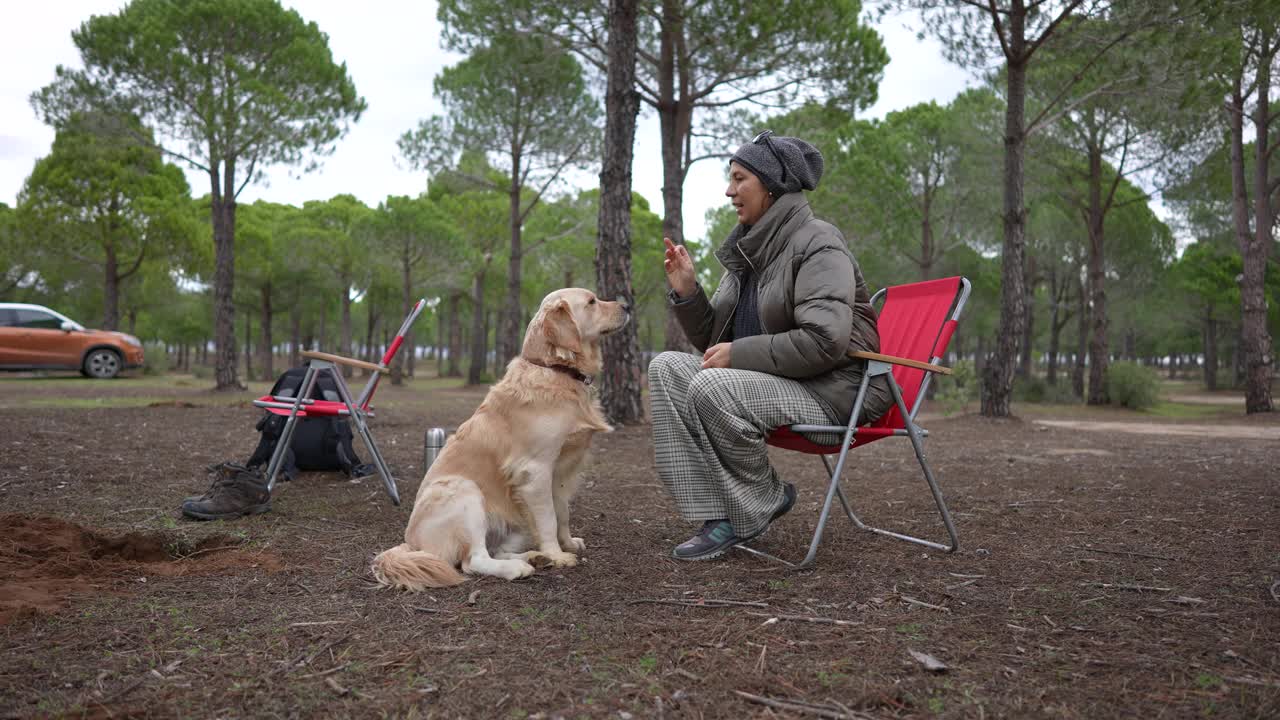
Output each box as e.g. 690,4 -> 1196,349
83,348 -> 122,379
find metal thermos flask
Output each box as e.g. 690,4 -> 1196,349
423,427 -> 447,474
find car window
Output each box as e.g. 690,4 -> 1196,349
0,309 -> 16,327
13,309 -> 64,329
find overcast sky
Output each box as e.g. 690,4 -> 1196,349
0,1 -> 974,245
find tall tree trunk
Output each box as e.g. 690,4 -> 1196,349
393,261 -> 411,385
1018,255 -> 1036,378
243,310 -> 253,381
501,154 -> 524,373
435,309 -> 444,375
103,236 -> 119,331
364,296 -> 378,376
1242,40 -> 1275,412
468,272 -> 488,385
259,283 -> 273,382
1203,305 -> 1219,391
596,0 -> 644,424
1046,266 -> 1063,385
659,0 -> 693,351
1085,145 -> 1109,405
447,293 -> 463,378
981,37 -> 1028,418
211,175 -> 240,390
289,304 -> 301,368
920,190 -> 935,281
1072,274 -> 1088,400
340,272 -> 353,378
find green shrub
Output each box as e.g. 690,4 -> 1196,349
1011,373 -> 1080,405
190,364 -> 213,380
1012,375 -> 1047,403
934,359 -> 976,416
142,342 -> 169,375
1105,361 -> 1160,409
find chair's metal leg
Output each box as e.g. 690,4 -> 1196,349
823,454 -> 862,526
265,364 -> 320,494
331,369 -> 400,506
735,375 -> 875,570
848,377 -> 958,553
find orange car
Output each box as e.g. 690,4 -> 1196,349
0,303 -> 145,379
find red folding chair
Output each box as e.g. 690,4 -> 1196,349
252,299 -> 428,506
738,277 -> 971,569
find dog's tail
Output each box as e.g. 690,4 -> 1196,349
371,544 -> 466,590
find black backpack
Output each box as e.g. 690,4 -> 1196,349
245,366 -> 374,482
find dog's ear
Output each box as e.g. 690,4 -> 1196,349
543,299 -> 582,358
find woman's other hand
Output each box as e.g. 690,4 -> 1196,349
701,342 -> 731,369
663,237 -> 696,298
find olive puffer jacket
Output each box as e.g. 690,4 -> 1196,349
670,192 -> 889,422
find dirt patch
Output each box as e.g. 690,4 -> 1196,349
1033,418 -> 1280,440
0,514 -> 282,625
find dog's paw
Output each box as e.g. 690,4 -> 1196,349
563,536 -> 586,553
528,550 -> 578,568
498,560 -> 535,580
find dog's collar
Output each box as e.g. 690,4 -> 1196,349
525,358 -> 593,386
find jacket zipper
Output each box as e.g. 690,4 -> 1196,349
712,245 -> 766,346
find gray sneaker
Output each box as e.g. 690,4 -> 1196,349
672,520 -> 740,561
181,463 -> 271,521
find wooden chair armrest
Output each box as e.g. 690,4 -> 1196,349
849,350 -> 951,375
300,350 -> 389,374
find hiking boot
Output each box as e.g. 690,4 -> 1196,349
672,520 -> 740,561
181,463 -> 271,521
183,463 -> 244,504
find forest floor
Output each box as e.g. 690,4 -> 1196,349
1,371 -> 1277,719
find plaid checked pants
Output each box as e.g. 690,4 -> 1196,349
648,351 -> 888,538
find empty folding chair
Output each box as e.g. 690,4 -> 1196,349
737,276 -> 971,568
252,299 -> 428,506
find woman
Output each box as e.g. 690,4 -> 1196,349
649,130 -> 892,561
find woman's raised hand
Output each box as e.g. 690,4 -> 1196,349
663,237 -> 696,299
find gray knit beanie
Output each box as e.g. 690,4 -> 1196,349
730,130 -> 824,196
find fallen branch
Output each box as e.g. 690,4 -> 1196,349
290,620 -> 348,627
290,634 -> 351,671
629,598 -> 769,609
1007,499 -> 1063,507
1070,545 -> 1176,561
1225,675 -> 1280,689
299,663 -> 350,679
747,612 -> 862,627
1083,582 -> 1173,593
324,676 -> 371,700
734,690 -> 873,719
176,544 -> 242,561
670,667 -> 702,682
900,595 -> 951,613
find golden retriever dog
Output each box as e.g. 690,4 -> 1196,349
371,288 -> 629,589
